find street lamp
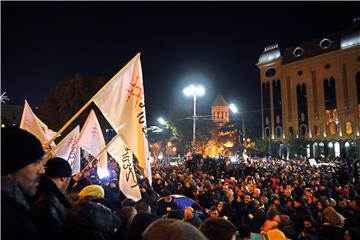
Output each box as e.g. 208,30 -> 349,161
183,85 -> 205,153
158,117 -> 166,125
229,103 -> 246,148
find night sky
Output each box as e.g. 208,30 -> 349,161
2,2 -> 359,137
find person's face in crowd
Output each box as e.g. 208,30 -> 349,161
274,199 -> 280,206
9,159 -> 45,197
335,185 -> 342,192
349,199 -> 358,210
338,199 -> 347,209
217,202 -> 224,212
305,190 -> 312,198
294,200 -> 302,208
303,220 -> 313,228
209,209 -> 219,218
244,195 -> 251,204
58,177 -> 71,193
165,195 -> 172,202
344,230 -> 351,240
287,200 -> 293,208
274,214 -> 281,223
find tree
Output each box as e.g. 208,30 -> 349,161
38,73 -> 108,140
285,136 -> 309,157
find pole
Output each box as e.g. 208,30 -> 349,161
241,115 -> 246,139
44,52 -> 141,147
192,94 -> 197,153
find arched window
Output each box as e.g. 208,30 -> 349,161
276,126 -> 282,137
265,127 -> 270,137
300,125 -> 307,136
288,127 -> 294,137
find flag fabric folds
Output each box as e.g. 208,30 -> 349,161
93,54 -> 151,181
54,125 -> 81,174
20,100 -> 57,146
107,136 -> 141,201
77,110 -> 108,173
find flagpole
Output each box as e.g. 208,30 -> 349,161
79,133 -> 120,174
44,52 -> 141,147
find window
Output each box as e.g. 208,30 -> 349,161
265,68 -> 276,78
325,64 -> 331,70
293,47 -> 304,57
289,127 -> 294,137
300,125 -> 307,136
346,121 -> 353,135
276,126 -> 282,137
298,70 -> 303,76
265,127 -> 270,137
320,38 -> 332,49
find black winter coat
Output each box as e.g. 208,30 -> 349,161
62,200 -> 122,240
1,177 -> 40,240
30,176 -> 71,240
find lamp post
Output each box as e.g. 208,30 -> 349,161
229,103 -> 246,149
183,85 -> 205,153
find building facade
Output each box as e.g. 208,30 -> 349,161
257,20 -> 360,158
212,94 -> 229,127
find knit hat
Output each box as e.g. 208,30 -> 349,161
45,157 -> 72,178
267,229 -> 287,240
79,185 -> 104,200
1,127 -> 44,175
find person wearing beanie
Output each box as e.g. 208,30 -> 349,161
292,195 -> 312,236
62,183 -> 121,240
1,127 -> 45,240
156,189 -> 177,217
30,157 -> 72,240
79,184 -> 105,201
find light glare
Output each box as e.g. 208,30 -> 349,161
229,103 -> 238,113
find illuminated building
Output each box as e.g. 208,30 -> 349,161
212,94 -> 229,127
257,19 -> 360,158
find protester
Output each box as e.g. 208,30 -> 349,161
30,157 -> 72,240
1,127 -> 45,240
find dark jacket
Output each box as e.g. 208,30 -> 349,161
318,224 -> 345,240
62,200 -> 122,240
30,176 -> 71,240
1,177 -> 40,240
156,197 -> 177,217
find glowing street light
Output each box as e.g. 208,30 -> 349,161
229,104 -> 238,113
183,85 -> 205,153
158,117 -> 166,125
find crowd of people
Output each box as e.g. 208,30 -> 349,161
2,126 -> 360,240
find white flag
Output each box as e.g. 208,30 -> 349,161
54,125 -> 81,174
20,100 -> 57,146
93,54 -> 151,182
77,110 -> 108,173
107,136 -> 141,201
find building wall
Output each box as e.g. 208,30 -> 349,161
257,25 -> 360,157
212,105 -> 229,126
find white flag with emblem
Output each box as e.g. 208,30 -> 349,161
77,110 -> 108,174
93,54 -> 151,182
20,100 -> 57,146
54,125 -> 81,174
107,136 -> 141,201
